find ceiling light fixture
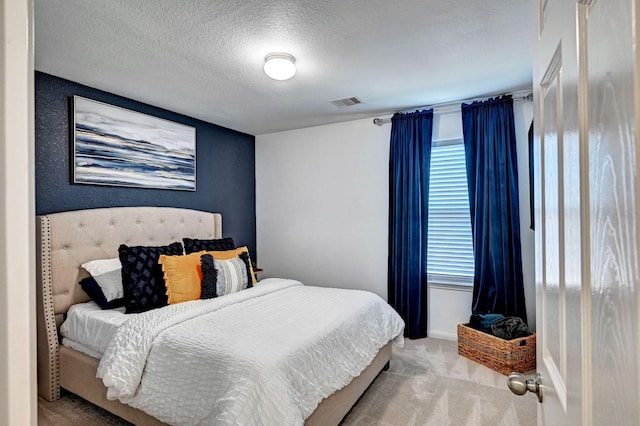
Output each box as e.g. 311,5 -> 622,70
264,52 -> 296,81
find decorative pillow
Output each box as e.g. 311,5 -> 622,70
200,254 -> 250,297
80,257 -> 123,301
215,256 -> 249,296
118,242 -> 184,314
159,252 -> 205,304
206,246 -> 257,284
79,276 -> 125,310
200,254 -> 217,299
183,237 -> 235,254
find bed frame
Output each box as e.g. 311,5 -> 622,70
36,206 -> 391,425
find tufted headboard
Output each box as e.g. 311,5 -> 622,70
36,206 -> 222,401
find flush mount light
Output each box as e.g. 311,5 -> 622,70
264,52 -> 296,81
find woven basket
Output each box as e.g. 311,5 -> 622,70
457,323 -> 536,375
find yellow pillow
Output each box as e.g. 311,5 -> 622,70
206,246 -> 257,284
159,252 -> 204,304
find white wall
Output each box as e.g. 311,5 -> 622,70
0,0 -> 37,424
256,118 -> 390,298
256,99 -> 535,340
514,100 -> 536,330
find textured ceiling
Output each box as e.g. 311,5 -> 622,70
34,0 -> 533,135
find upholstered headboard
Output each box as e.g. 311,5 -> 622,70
36,207 -> 222,401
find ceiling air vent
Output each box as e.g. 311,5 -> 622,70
330,97 -> 363,108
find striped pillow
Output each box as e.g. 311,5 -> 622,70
200,254 -> 252,298
214,256 -> 249,296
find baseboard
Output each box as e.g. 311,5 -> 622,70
428,330 -> 458,341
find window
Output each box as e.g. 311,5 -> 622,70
427,139 -> 474,284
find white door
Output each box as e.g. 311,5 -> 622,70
532,0 -> 640,424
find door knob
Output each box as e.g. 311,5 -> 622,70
507,372 -> 543,403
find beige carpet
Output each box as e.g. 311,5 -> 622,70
38,338 -> 537,426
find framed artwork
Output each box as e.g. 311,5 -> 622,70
72,96 -> 196,191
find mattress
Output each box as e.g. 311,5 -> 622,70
60,301 -> 128,358
97,278 -> 405,425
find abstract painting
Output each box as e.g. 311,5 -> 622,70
72,96 -> 196,191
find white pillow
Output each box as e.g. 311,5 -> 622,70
81,257 -> 123,302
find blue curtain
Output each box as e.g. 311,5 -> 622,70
388,109 -> 433,338
461,96 -> 527,322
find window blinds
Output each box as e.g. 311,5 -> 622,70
427,140 -> 475,282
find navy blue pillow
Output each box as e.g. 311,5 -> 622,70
200,254 -> 217,299
79,276 -> 125,310
119,242 -> 183,314
183,237 -> 235,254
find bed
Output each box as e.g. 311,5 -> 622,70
36,206 -> 404,425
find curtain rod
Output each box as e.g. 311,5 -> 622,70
372,90 -> 533,126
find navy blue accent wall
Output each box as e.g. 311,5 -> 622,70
35,72 -> 256,254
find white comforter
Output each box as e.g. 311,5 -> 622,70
97,278 -> 404,425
